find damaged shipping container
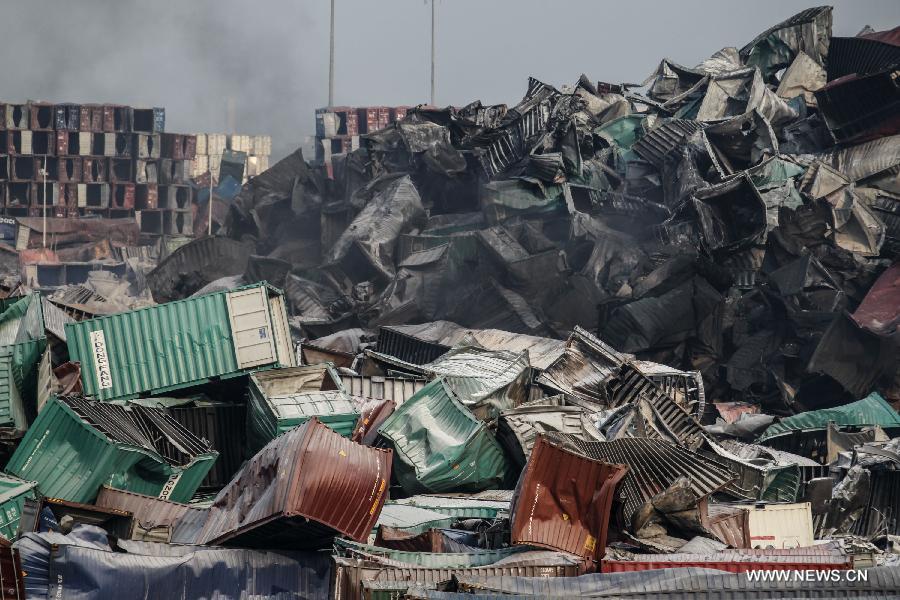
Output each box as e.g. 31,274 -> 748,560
65,282 -> 295,401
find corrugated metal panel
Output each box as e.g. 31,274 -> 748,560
165,403 -> 246,490
746,502 -> 814,548
704,503 -> 750,548
850,469 -> 900,536
759,392 -> 900,440
606,363 -> 707,449
601,553 -> 851,573
66,282 -> 291,401
498,403 -> 590,469
377,379 -> 508,494
0,340 -> 44,429
0,474 -> 37,540
452,565 -> 900,598
632,119 -> 705,168
341,374 -> 426,405
333,556 -> 580,600
6,395 -> 217,503
510,436 -> 627,560
390,496 -> 508,520
334,538 -> 530,568
551,436 -> 735,525
198,418 -> 391,549
375,504 -> 455,535
39,296 -> 74,341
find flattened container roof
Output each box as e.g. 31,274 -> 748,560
759,392 -> 900,440
334,538 -> 531,568
510,436 -> 627,560
66,282 -> 292,401
377,378 -> 509,494
333,556 -> 580,600
549,435 -> 735,524
198,417 -> 392,549
6,395 -> 217,503
391,495 -> 509,520
376,504 -> 455,535
452,565 -> 900,599
600,553 -> 852,573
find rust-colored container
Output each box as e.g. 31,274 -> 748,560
510,435 -> 627,561
56,130 -> 69,156
350,395 -> 396,445
0,538 -> 24,600
198,417 -> 391,549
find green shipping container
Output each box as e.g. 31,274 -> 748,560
0,473 -> 37,540
0,339 -> 46,429
6,395 -> 217,503
377,378 -> 509,494
247,364 -> 359,452
66,282 -> 295,401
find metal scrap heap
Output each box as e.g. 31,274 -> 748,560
0,5 -> 895,600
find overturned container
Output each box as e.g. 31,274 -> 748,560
510,436 -> 627,560
6,395 -> 217,503
198,417 -> 391,549
246,363 -> 358,452
65,282 -> 295,401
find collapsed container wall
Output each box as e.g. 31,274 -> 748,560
65,282 -> 295,401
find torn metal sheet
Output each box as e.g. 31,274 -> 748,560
692,175 -> 767,254
497,399 -> 601,470
549,435 -> 734,525
740,6 -> 832,79
827,422 -> 889,464
509,436 -> 627,560
377,379 -> 508,494
776,51 -> 826,107
198,417 -> 391,549
420,343 -> 531,420
536,326 -> 627,405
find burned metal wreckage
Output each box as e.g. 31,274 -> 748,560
0,5 -> 894,599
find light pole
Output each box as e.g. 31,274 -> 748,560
329,0 -> 335,107
430,0 -> 436,105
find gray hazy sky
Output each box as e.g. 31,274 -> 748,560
4,1 -> 898,159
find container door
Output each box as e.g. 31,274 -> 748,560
226,287 -> 277,369
267,293 -> 296,367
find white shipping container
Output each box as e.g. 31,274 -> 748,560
746,502 -> 814,549
19,131 -> 33,155
207,134 -> 227,156
229,134 -> 251,152
250,135 -> 272,156
194,133 -> 207,155
78,132 -> 92,156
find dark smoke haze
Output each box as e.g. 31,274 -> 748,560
4,0 -> 897,160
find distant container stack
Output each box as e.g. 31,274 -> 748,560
314,106 -> 411,164
0,101 -> 199,239
191,133 -> 271,184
